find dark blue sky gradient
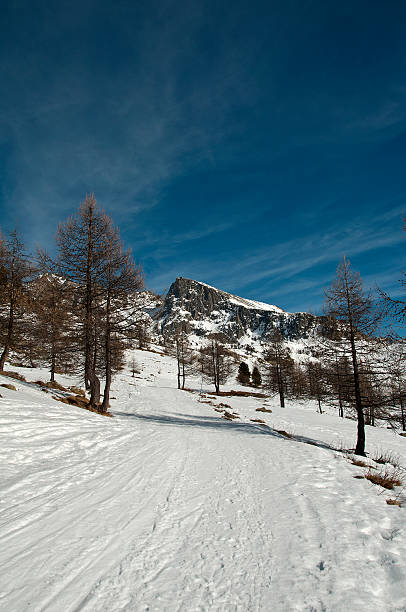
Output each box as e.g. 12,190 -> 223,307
1,0 -> 405,312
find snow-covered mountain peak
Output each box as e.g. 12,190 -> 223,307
176,277 -> 286,314
157,277 -> 325,350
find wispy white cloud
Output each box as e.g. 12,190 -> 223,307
146,206 -> 405,311
0,0 -> 264,250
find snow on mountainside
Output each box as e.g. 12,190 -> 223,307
156,277 -> 329,352
1,350 -> 405,611
184,279 -> 286,313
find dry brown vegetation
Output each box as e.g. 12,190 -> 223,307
364,468 -> 403,490
223,411 -> 239,420
52,394 -> 112,417
1,370 -> 26,381
1,383 -> 16,391
276,429 -> 294,439
216,390 -> 268,398
373,451 -> 400,467
256,406 -> 273,413
351,459 -> 370,468
386,498 -> 402,507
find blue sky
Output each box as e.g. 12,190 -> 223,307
1,0 -> 405,313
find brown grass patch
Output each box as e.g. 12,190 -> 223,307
36,380 -> 68,391
53,394 -> 90,408
351,459 -> 369,468
399,432 -> 406,437
373,451 -> 401,467
222,411 -> 239,420
276,429 -> 293,439
52,394 -> 112,417
365,468 -> 403,490
386,499 -> 402,507
1,383 -> 17,391
216,390 -> 268,398
256,407 -> 272,413
1,370 -> 26,381
251,418 -> 265,423
70,386 -> 85,396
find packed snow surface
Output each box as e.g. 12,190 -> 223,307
1,350 -> 406,612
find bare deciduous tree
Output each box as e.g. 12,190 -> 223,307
0,230 -> 34,371
29,274 -> 76,381
99,223 -> 143,412
324,256 -> 380,456
53,194 -> 143,411
264,330 -> 293,408
200,336 -> 234,394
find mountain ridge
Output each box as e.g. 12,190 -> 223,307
156,277 -> 327,350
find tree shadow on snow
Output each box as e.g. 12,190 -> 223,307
114,410 -> 278,437
113,410 -> 344,452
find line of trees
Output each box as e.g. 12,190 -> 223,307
0,194 -> 143,413
259,256 -> 405,456
1,202 -> 405,448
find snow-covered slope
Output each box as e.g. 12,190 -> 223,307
1,353 -> 405,611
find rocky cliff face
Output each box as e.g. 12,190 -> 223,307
157,277 -> 326,348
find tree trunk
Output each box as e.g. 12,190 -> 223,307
350,335 -> 366,456
89,369 -> 101,409
277,365 -> 285,407
0,344 -> 9,372
177,360 -> 181,389
50,346 -> 56,382
400,395 -> 405,431
102,334 -> 111,412
0,298 -> 14,371
101,290 -> 112,413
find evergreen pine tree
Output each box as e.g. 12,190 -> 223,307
237,361 -> 250,385
252,365 -> 262,387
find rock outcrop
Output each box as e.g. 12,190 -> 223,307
157,277 -> 326,348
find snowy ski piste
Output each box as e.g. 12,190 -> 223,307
1,348 -> 405,612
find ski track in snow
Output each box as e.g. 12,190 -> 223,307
1,352 -> 406,612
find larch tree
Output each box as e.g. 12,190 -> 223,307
305,360 -> 325,414
378,219 -> 406,331
200,336 -> 234,394
29,273 -> 76,382
324,256 -> 380,456
98,222 -> 143,412
387,343 -> 406,431
0,230 -> 34,371
53,195 -> 117,409
171,330 -> 194,390
264,329 -> 293,408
